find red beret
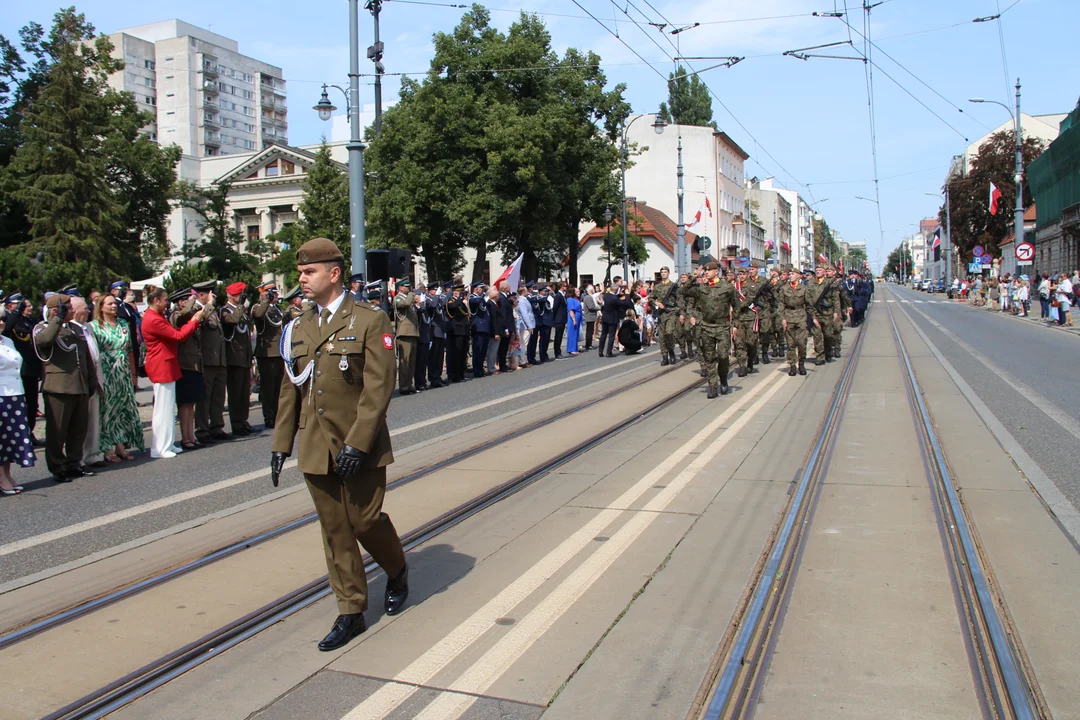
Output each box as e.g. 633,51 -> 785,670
226,282 -> 247,295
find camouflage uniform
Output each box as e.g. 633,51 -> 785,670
648,278 -> 680,364
766,275 -> 785,359
778,280 -> 814,375
836,271 -> 851,356
677,280 -> 698,362
806,276 -> 843,363
680,274 -> 736,397
733,273 -> 763,376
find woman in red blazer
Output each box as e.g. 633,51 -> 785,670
142,286 -> 212,458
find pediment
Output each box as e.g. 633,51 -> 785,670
215,144 -> 345,185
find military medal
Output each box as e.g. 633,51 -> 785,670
339,355 -> 350,372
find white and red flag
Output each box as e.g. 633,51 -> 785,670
989,182 -> 1003,215
818,252 -> 828,264
687,197 -> 713,232
494,253 -> 524,291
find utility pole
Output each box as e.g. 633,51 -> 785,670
366,0 -> 384,135
676,133 -> 686,275
945,184 -> 952,283
349,0 -> 367,277
1013,78 -> 1024,258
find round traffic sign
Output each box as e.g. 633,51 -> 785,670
972,245 -> 985,257
700,236 -> 712,250
1015,241 -> 1035,262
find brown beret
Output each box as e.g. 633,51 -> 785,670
296,237 -> 343,265
704,261 -> 720,271
46,294 -> 66,309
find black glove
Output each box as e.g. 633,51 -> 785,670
270,451 -> 288,487
334,444 -> 367,479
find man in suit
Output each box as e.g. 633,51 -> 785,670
34,293 -> 99,482
536,283 -> 555,362
221,281 -> 255,435
251,282 -> 285,428
551,281 -> 568,359
194,280 -> 229,442
271,237 -> 408,651
496,281 -> 514,372
599,278 -> 633,357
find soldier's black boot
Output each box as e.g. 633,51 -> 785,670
835,348 -> 842,359
816,355 -> 826,367
719,361 -> 731,395
707,385 -> 718,399
761,352 -> 771,365
661,354 -> 670,367
798,361 -> 807,376
736,367 -> 746,378
680,350 -> 689,360
788,364 -> 797,377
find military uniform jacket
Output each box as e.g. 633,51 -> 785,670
285,304 -> 305,323
806,279 -> 840,317
648,280 -> 678,314
221,303 -> 254,367
677,283 -> 699,319
735,277 -> 764,321
33,316 -> 98,395
779,283 -> 814,325
173,298 -> 203,372
680,279 -> 736,326
393,292 -> 420,338
468,293 -> 491,334
251,300 -> 284,358
272,293 -> 396,475
446,297 -> 470,336
199,306 -> 227,368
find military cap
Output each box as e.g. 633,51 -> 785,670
442,281 -> 453,291
257,281 -> 276,292
525,281 -> 536,290
364,280 -> 383,299
226,281 -> 247,296
168,287 -> 192,304
349,273 -> 365,285
396,278 -> 412,292
45,294 -> 67,309
735,265 -> 750,273
61,285 -> 81,297
296,237 -> 343,265
704,261 -> 720,271
193,280 -> 217,293
109,280 -> 127,291
5,293 -> 23,305
452,280 -> 465,290
282,285 -> 302,301
470,281 -> 485,291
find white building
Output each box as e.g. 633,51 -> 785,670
107,20 -> 287,158
622,117 -> 749,263
575,201 -> 699,287
961,113 -> 1067,171
746,178 -> 792,267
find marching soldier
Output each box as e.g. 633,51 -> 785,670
680,261 -> 736,398
806,266 -> 835,365
271,237 -> 408,652
283,286 -> 305,322
758,269 -> 780,365
34,294 -> 99,482
222,281 -> 255,435
675,272 -> 695,360
446,281 -> 470,383
828,265 -> 848,359
252,282 -> 285,428
193,280 -> 228,442
733,266 -> 763,377
393,278 -> 419,395
779,265 -> 818,376
647,266 -> 679,366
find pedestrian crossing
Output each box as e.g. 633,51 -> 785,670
874,298 -> 950,305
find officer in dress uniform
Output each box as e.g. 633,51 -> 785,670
221,281 -> 255,435
193,280 -> 228,442
34,293 -> 99,482
271,237 -> 408,652
647,267 -> 679,366
468,281 -> 491,377
3,294 -> 44,444
779,265 -> 818,376
733,266 -> 763,377
252,282 -> 285,428
680,261 -> 736,398
349,273 -> 365,302
535,283 -> 555,363
283,286 -> 305,322
393,278 -> 419,395
413,283 -> 431,392
426,283 -> 448,388
446,281 -> 470,382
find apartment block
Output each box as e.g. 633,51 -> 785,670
107,20 -> 287,157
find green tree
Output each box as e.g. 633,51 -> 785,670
175,180 -> 266,290
598,213 -> 648,282
939,130 -> 1044,261
658,65 -> 715,129
885,243 -> 912,279
813,215 -> 840,260
295,142 -> 350,260
846,246 -> 868,270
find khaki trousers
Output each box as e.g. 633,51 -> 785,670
196,365 -> 227,434
396,337 -> 417,392
305,465 -> 407,615
44,392 -> 88,475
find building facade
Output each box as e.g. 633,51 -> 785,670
1028,101 -> 1080,276
576,201 -> 699,286
745,178 -> 792,267
107,20 -> 287,158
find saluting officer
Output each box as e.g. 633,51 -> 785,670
194,280 -> 229,442
647,266 -> 679,366
680,261 -> 737,398
426,282 -> 448,388
446,281 -> 470,383
34,294 -> 100,482
779,265 -> 818,376
271,237 -> 408,652
221,282 -> 255,434
393,278 -> 419,395
252,282 -> 285,428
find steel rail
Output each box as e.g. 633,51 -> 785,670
701,311 -> 870,720
41,374 -> 705,720
0,361 -> 681,653
886,301 -> 1039,720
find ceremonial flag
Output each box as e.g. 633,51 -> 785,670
687,197 -> 713,232
989,182 -> 1003,215
931,228 -> 941,262
495,253 -> 524,291
818,252 -> 828,264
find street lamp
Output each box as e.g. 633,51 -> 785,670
620,112 -> 668,281
969,79 -> 1024,266
312,0 -> 369,281
603,205 -> 614,283
925,191 -> 952,284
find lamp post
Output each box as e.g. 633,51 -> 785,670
969,79 -> 1024,268
603,205 -> 614,284
313,0 -> 368,280
621,112 -> 667,280
925,191 -> 952,284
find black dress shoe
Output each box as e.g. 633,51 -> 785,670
90,460 -> 108,468
32,437 -> 46,448
719,384 -> 731,396
196,433 -> 215,444
232,427 -> 252,437
53,473 -> 73,483
69,466 -> 96,478
318,613 -> 367,651
385,564 -> 409,616
210,431 -> 232,440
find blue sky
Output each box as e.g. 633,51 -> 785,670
5,0 -> 1078,271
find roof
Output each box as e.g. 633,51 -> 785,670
714,131 -> 750,161
214,144 -> 343,186
578,200 -> 699,255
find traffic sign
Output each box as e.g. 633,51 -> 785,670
700,236 -> 712,250
1015,241 -> 1035,263
972,255 -> 982,265
973,245 -> 985,257
968,263 -> 981,273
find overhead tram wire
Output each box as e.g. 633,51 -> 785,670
993,0 -> 1013,104
858,1 -> 887,261
565,0 -> 669,82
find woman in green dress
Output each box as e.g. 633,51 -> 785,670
91,295 -> 145,461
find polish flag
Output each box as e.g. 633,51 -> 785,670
989,182 -> 1003,215
687,197 -> 713,232
495,253 -> 524,291
931,229 -> 941,250
818,252 -> 828,264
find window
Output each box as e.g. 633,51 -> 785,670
219,81 -> 228,92
146,96 -> 156,106
265,160 -> 279,177
247,225 -> 261,242
244,139 -> 256,150
580,274 -> 594,288
164,56 -> 173,62
281,160 -> 295,175
126,53 -> 137,64
143,77 -> 155,88
165,75 -> 174,79
144,59 -> 155,70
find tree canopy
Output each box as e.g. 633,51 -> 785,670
658,66 -> 715,129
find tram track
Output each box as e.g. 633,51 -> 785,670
691,290 -> 1047,720
34,368 -> 705,720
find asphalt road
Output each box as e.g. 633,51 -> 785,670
0,346 -> 659,585
886,284 -> 1080,512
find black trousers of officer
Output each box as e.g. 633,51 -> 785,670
538,324 -> 552,362
598,321 -> 618,356
553,324 -> 565,358
427,336 -> 445,385
226,365 -> 251,430
256,357 -> 284,426
448,334 -> 468,381
22,374 -> 40,433
415,337 -> 430,389
472,332 -> 490,376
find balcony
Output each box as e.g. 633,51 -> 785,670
200,115 -> 220,128
202,81 -> 219,94
274,101 -> 287,112
260,94 -> 275,108
201,97 -> 217,109
200,61 -> 219,77
204,132 -> 221,147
